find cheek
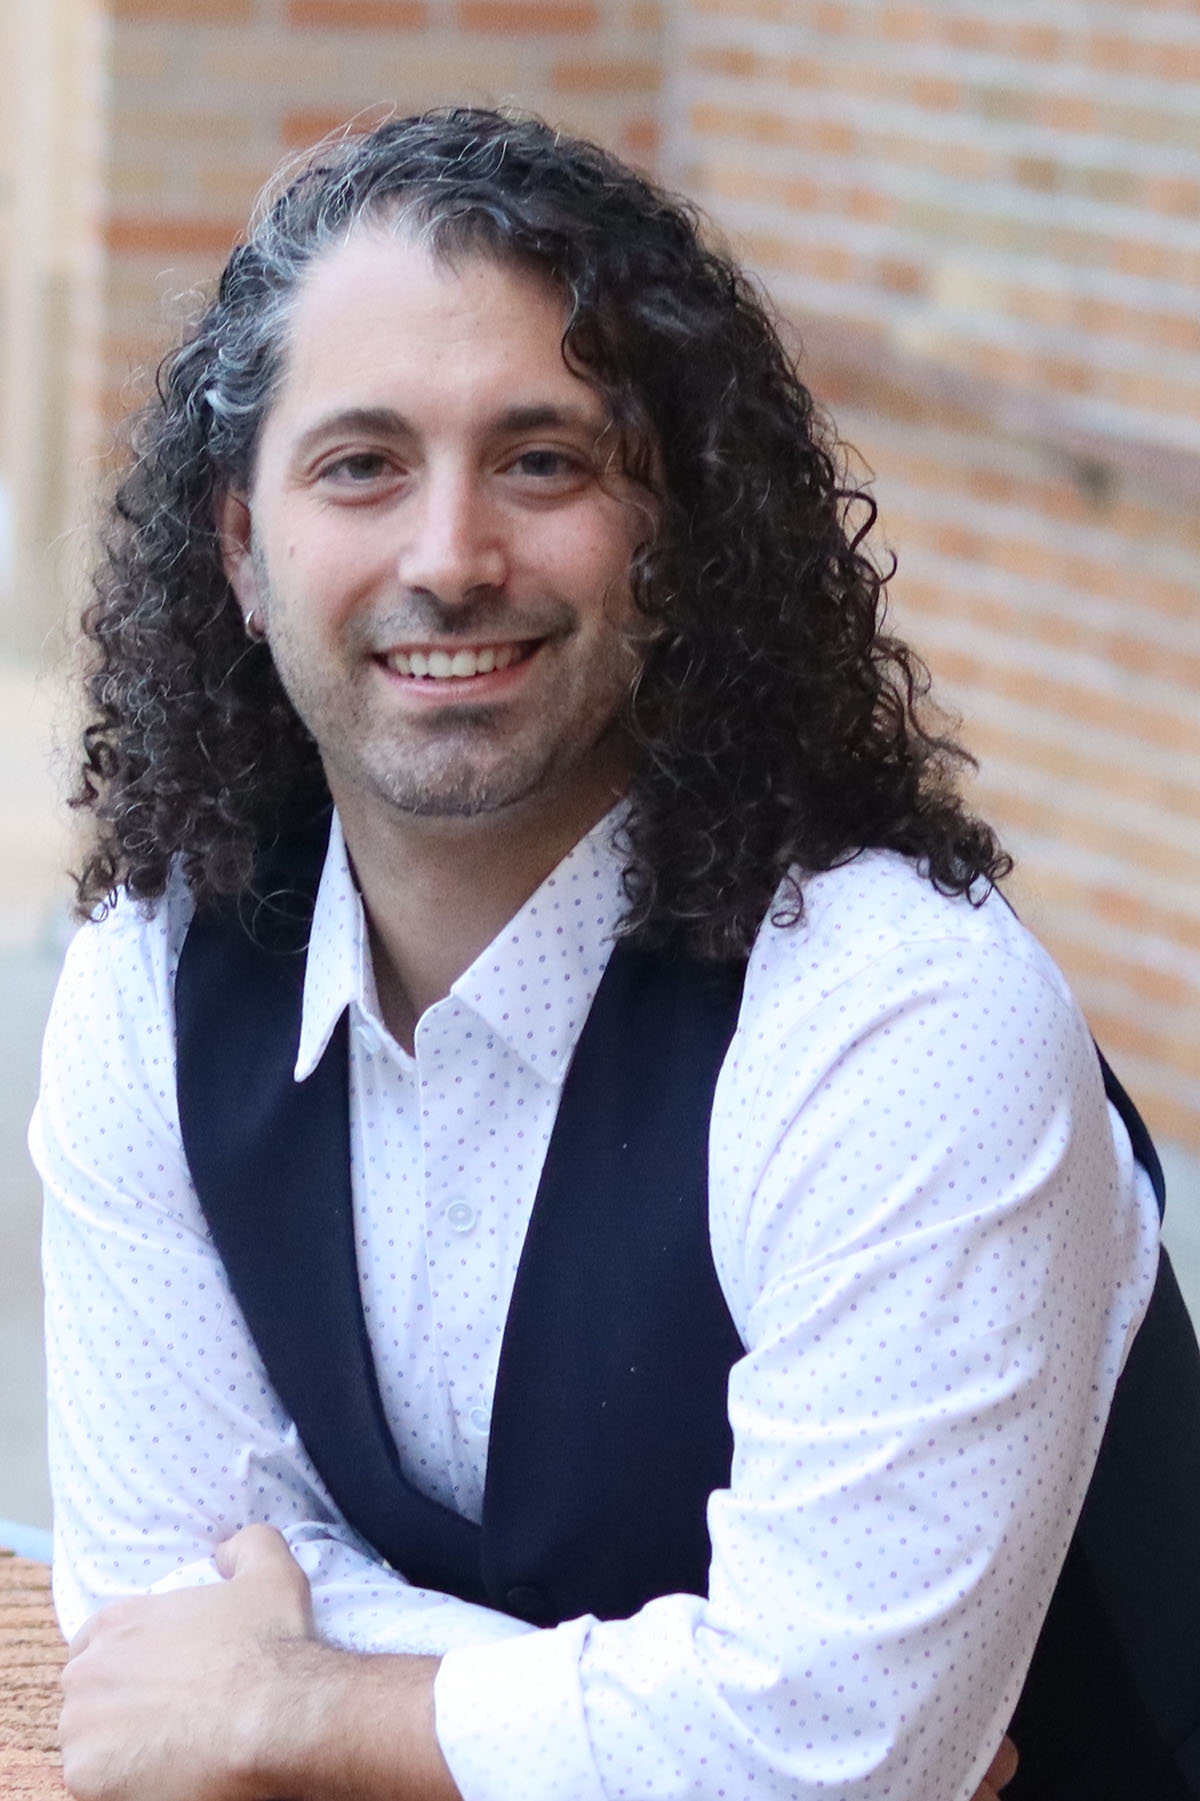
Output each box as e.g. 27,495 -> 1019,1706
561,516 -> 641,619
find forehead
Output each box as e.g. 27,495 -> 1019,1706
261,228 -> 600,439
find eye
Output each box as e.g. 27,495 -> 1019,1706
507,446 -> 591,487
321,451 -> 393,484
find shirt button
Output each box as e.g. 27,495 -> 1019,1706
468,1406 -> 490,1435
352,1018 -> 380,1052
446,1201 -> 477,1233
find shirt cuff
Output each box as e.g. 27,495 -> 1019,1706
435,1615 -> 606,1801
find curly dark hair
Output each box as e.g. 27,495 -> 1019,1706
75,105 -> 1008,957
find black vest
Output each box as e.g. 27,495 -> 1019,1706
175,827 -> 1200,1799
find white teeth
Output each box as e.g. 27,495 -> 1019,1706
385,642 -> 526,680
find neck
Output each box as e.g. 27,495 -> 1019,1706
333,777 -> 627,1053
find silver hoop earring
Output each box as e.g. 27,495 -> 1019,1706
244,608 -> 266,642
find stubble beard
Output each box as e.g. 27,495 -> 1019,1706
259,588 -> 639,825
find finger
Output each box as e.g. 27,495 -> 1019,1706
214,1522 -> 295,1580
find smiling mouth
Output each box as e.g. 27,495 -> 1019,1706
381,641 -> 539,680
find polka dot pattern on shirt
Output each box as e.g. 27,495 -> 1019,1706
34,824 -> 1159,1801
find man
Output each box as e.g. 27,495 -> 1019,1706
34,110 -> 1158,1801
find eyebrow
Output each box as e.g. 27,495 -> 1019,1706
291,400 -> 608,463
494,403 -> 605,434
292,407 -> 407,462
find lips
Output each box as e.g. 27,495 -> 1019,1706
382,641 -> 536,680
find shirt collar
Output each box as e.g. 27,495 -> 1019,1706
295,807 -> 629,1087
294,809 -> 373,1081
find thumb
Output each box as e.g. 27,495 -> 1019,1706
214,1523 -> 299,1583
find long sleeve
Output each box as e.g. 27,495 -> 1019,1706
33,894 -> 529,1660
433,869 -> 1160,1801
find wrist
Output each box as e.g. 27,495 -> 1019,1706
244,1640 -> 455,1800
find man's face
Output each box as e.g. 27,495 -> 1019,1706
219,229 -> 652,835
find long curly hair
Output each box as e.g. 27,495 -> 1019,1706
75,106 -> 1008,957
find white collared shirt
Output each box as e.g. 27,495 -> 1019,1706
33,814 -> 1159,1801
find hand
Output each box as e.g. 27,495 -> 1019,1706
60,1524 -> 315,1801
972,1735 -> 1019,1801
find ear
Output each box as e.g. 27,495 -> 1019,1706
214,490 -> 261,622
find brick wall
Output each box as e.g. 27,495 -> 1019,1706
100,0 -> 662,424
669,0 -> 1200,1146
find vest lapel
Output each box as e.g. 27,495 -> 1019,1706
175,825 -> 486,1598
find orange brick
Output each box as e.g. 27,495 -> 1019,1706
621,116 -> 660,163
1011,23 -> 1063,59
740,230 -> 854,282
281,109 -> 370,149
961,467 -> 1021,508
877,256 -> 924,295
1143,174 -> 1200,218
692,45 -> 759,77
911,74 -> 959,110
1133,309 -> 1200,355
812,118 -> 856,154
846,185 -> 892,224
879,6 -> 929,42
1151,40 -> 1200,80
1088,31 -> 1138,72
704,163 -> 824,212
1121,35 -> 1192,79
112,0 -> 252,15
944,15 -> 992,51
1036,92 -> 1097,132
1032,350 -> 1093,398
458,0 -> 598,31
1113,237 -> 1172,281
286,0 -> 428,24
105,215 -> 242,257
782,55 -> 824,86
693,0 -> 788,16
552,57 -> 660,91
1014,155 -> 1059,194
813,1 -> 852,33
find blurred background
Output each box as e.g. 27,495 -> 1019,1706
0,0 -> 1197,1532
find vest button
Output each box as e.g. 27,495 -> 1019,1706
505,1584 -> 551,1623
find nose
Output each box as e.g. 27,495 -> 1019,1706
395,465 -> 508,609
